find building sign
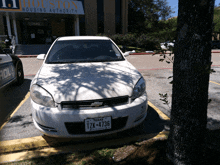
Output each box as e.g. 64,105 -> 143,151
0,0 -> 84,14
0,0 -> 22,11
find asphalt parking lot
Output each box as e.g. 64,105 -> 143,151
0,53 -> 219,163
0,79 -> 169,141
1,53 -> 220,138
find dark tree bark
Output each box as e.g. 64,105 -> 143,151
167,1 -> 215,165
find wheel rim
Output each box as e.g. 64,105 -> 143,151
17,64 -> 23,80
18,70 -> 22,77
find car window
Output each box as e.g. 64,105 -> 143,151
45,40 -> 125,63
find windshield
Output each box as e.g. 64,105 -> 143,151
45,40 -> 125,63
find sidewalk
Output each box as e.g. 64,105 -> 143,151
20,58 -> 43,76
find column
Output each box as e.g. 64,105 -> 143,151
104,0 -> 115,35
121,0 -> 128,34
6,13 -> 12,38
13,18 -> 18,44
75,15 -> 80,36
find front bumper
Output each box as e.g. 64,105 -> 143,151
31,93 -> 148,138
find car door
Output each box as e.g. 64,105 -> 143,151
0,54 -> 16,89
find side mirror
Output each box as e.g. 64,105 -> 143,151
123,51 -> 130,57
37,54 -> 45,60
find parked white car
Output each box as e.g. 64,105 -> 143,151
160,41 -> 175,50
30,36 -> 148,138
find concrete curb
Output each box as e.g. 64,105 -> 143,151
17,55 -> 38,58
130,51 -> 220,55
0,131 -> 169,155
0,131 -> 169,163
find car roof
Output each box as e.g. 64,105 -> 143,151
57,36 -> 110,41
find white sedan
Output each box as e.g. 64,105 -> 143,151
30,36 -> 148,138
160,41 -> 174,50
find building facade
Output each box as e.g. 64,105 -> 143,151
0,0 -> 129,44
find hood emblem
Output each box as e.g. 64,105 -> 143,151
91,102 -> 103,107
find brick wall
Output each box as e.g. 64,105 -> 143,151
84,0 -> 97,35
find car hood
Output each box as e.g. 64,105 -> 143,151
34,61 -> 142,103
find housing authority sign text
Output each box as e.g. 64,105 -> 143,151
0,0 -> 84,14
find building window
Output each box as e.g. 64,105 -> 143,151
79,15 -> 86,35
115,0 -> 122,34
97,0 -> 104,34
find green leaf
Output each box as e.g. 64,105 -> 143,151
168,76 -> 173,79
166,61 -> 170,64
169,80 -> 173,84
159,59 -> 164,62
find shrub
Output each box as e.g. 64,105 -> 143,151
123,33 -> 137,47
0,41 -> 6,50
110,34 -> 124,45
136,34 -> 160,50
96,33 -> 160,51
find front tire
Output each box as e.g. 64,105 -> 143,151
15,62 -> 24,85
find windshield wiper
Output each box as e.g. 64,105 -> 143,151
47,59 -> 124,64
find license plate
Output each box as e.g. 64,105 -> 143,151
85,117 -> 111,132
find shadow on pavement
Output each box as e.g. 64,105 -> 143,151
0,79 -> 31,127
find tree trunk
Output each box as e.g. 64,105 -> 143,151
167,1 -> 215,165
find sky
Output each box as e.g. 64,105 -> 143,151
167,0 -> 220,18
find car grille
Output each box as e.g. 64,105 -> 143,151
61,96 -> 129,110
65,116 -> 128,135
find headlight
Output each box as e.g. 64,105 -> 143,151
131,77 -> 146,100
30,84 -> 55,108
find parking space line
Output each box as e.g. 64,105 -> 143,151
148,101 -> 170,120
210,81 -> 220,86
0,92 -> 30,131
0,136 -> 50,154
